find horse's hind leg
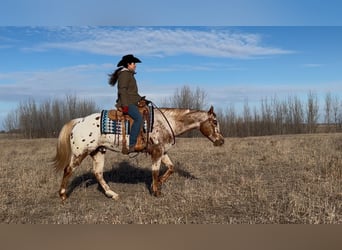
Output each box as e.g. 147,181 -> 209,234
91,149 -> 119,200
159,154 -> 175,184
59,166 -> 73,202
59,153 -> 87,202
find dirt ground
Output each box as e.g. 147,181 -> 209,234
0,134 -> 341,223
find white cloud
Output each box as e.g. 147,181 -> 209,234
0,64 -> 114,103
2,64 -> 341,110
28,27 -> 293,58
302,63 -> 323,68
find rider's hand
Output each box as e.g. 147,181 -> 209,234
122,106 -> 129,114
140,96 -> 151,105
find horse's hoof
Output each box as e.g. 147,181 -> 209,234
112,194 -> 119,201
105,190 -> 119,200
153,190 -> 162,197
150,182 -> 162,197
59,192 -> 67,202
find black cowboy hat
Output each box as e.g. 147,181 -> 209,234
117,54 -> 142,67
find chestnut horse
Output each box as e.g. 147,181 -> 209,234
52,106 -> 224,201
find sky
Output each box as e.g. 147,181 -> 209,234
1,1 -> 342,130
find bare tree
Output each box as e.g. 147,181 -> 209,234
243,99 -> 252,137
292,96 -> 304,133
215,107 -> 228,137
66,94 -> 78,121
306,91 -> 319,133
192,87 -> 207,110
225,104 -> 237,137
260,97 -> 273,135
332,95 -> 340,131
338,100 -> 342,130
18,98 -> 37,138
325,92 -> 332,132
5,95 -> 98,138
164,85 -> 208,137
252,106 -> 261,136
2,111 -> 18,133
52,99 -> 63,136
167,85 -> 207,110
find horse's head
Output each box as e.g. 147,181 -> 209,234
200,106 -> 224,146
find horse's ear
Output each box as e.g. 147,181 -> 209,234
208,105 -> 214,114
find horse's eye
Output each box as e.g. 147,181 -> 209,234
213,120 -> 217,125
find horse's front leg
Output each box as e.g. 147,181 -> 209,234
91,149 -> 119,200
159,154 -> 174,184
150,144 -> 163,197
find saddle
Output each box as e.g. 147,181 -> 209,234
108,100 -> 151,154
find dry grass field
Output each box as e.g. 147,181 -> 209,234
0,133 -> 341,224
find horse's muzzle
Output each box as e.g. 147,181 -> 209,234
213,138 -> 224,146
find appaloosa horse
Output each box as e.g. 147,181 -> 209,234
52,106 -> 224,201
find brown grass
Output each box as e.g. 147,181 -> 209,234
0,134 -> 341,224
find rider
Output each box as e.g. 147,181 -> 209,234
108,54 -> 144,153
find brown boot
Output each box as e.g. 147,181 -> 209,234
128,144 -> 146,153
134,143 -> 145,152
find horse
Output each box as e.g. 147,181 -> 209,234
52,105 -> 224,201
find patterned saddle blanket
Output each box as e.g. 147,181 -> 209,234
100,108 -> 153,135
101,110 -> 130,134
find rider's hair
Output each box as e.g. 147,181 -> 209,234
108,66 -> 123,86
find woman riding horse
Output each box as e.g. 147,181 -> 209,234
109,54 -> 145,153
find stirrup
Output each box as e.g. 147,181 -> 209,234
122,147 -> 129,155
128,146 -> 136,153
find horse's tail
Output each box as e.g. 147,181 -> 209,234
52,119 -> 79,172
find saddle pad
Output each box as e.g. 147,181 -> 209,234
101,110 -> 130,134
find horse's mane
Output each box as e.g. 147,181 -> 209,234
159,108 -> 208,125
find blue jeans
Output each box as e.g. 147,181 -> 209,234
127,104 -> 143,147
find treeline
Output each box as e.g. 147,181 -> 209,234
3,95 -> 98,138
217,92 -> 342,137
3,87 -> 342,138
162,87 -> 342,137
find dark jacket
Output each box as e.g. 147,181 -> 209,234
116,68 -> 141,107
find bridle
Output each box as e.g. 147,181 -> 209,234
200,116 -> 221,143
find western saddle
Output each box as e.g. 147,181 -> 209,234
109,99 -> 151,154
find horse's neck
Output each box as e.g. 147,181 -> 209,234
161,108 -> 207,136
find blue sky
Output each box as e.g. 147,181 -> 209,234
1,0 -> 342,26
1,1 -> 342,129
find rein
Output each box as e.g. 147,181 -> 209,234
150,102 -> 176,145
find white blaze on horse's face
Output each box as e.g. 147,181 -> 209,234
200,106 -> 224,146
